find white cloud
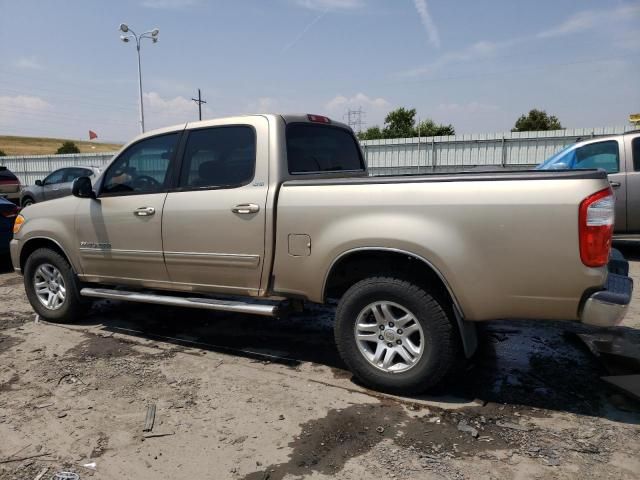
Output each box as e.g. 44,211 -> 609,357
282,9 -> 328,53
538,4 -> 640,38
0,95 -> 50,116
412,0 -> 440,48
400,39 -> 505,77
0,95 -> 52,133
292,0 -> 363,10
246,97 -> 279,112
143,92 -> 199,128
325,93 -> 389,111
15,57 -> 42,70
400,3 -> 640,78
141,0 -> 198,8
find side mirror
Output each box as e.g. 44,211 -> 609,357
72,176 -> 96,199
548,162 -> 569,170
35,179 -> 43,186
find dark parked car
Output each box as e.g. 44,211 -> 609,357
21,166 -> 101,207
0,196 -> 19,256
0,166 -> 21,204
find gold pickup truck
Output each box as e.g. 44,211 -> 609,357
10,114 -> 633,394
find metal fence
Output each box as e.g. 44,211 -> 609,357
1,126 -> 635,185
0,152 -> 116,186
362,126 -> 636,176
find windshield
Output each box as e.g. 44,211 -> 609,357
536,144 -> 575,170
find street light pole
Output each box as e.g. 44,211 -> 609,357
119,23 -> 159,134
136,43 -> 145,133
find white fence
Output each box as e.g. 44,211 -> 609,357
362,126 -> 635,176
1,126 -> 635,185
0,152 -> 116,186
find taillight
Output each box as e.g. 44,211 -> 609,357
579,187 -> 614,267
307,114 -> 331,124
0,205 -> 18,219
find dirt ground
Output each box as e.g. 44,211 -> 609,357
1,247 -> 639,480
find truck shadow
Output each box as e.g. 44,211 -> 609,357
614,242 -> 640,261
80,300 -> 640,425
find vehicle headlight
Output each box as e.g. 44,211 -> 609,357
13,214 -> 25,234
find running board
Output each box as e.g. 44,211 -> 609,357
80,288 -> 279,317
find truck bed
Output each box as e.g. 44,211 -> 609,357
273,168 -> 610,321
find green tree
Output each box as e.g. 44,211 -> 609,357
383,107 -> 417,138
56,141 -> 80,154
0,149 -> 6,157
356,107 -> 456,140
512,109 -> 563,132
357,126 -> 383,140
415,119 -> 455,137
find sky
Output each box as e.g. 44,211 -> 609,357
0,0 -> 639,142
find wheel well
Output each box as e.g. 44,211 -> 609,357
324,249 -> 478,358
21,196 -> 34,206
20,238 -> 71,272
324,250 -> 456,309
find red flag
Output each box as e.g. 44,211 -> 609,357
89,130 -> 98,140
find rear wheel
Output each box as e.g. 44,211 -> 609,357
335,276 -> 458,394
24,248 -> 89,323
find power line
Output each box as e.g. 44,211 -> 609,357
191,88 -> 207,121
344,107 -> 366,133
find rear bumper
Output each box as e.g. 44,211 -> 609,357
581,253 -> 633,327
0,191 -> 21,203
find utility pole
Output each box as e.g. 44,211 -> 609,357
192,88 -> 207,121
344,107 -> 365,134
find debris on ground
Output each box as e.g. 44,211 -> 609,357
51,472 -> 80,480
143,404 -> 156,432
33,467 -> 48,480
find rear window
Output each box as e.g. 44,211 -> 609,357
286,124 -> 364,174
0,167 -> 18,181
633,137 -> 640,171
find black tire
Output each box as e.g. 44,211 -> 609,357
335,277 -> 458,395
23,248 -> 89,323
22,197 -> 34,208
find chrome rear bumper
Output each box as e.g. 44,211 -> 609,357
581,252 -> 633,327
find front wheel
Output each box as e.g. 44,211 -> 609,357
334,277 -> 458,395
24,248 -> 89,323
22,197 -> 34,208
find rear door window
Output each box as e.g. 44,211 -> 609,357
633,137 -> 640,171
64,168 -> 93,182
179,126 -> 256,189
286,124 -> 364,174
43,169 -> 66,185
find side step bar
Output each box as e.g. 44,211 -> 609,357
80,288 -> 279,317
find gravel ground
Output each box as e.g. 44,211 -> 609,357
0,246 -> 639,480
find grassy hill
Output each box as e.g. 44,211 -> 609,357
0,135 -> 122,156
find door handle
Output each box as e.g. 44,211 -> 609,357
232,203 -> 260,214
134,207 -> 156,216
609,181 -> 621,188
